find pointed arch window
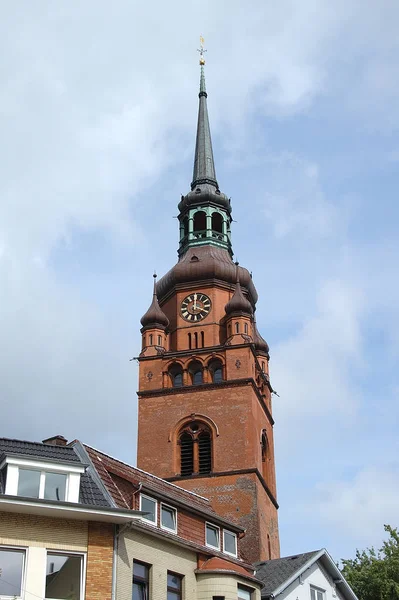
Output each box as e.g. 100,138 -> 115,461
178,422 -> 212,476
261,429 -> 270,485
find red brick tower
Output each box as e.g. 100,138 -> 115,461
136,49 -> 280,564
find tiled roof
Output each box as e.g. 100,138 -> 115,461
255,551 -> 320,598
83,444 -> 244,530
0,438 -> 81,463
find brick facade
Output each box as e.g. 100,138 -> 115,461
137,278 -> 280,563
85,522 -> 115,600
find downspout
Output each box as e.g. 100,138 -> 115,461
112,524 -> 118,600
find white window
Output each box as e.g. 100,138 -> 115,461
17,469 -> 67,501
223,529 -> 237,556
160,503 -> 177,533
140,494 -> 157,525
2,457 -> 84,503
45,552 -> 84,600
0,547 -> 25,597
237,584 -> 253,599
205,523 -> 220,549
310,587 -> 324,600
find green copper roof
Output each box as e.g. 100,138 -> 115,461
191,65 -> 218,190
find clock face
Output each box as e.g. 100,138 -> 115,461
180,293 -> 211,322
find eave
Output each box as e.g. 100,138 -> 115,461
0,495 -> 145,524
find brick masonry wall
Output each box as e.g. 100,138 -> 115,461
0,511 -> 88,550
85,522 -> 114,600
116,528 -> 198,600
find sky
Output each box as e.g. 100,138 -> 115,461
1,0 -> 398,561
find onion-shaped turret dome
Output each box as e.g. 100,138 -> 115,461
225,264 -> 253,316
140,275 -> 169,330
253,317 -> 269,355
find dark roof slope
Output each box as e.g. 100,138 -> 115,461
255,550 -> 320,597
0,438 -> 81,463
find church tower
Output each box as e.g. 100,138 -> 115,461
137,47 -> 280,564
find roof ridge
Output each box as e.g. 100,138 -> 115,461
82,443 -> 210,502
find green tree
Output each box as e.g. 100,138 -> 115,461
341,525 -> 399,600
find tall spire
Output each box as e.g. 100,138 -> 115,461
191,39 -> 218,190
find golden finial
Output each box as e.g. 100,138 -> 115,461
198,35 -> 206,66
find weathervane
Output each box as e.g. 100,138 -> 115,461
197,35 -> 206,65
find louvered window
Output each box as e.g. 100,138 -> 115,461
180,432 -> 194,476
198,431 -> 212,474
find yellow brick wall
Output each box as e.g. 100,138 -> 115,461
116,530 -> 198,600
197,573 -> 261,600
0,511 -> 88,551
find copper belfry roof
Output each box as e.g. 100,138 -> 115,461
156,245 -> 258,306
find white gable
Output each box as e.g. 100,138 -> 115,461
276,561 -> 345,600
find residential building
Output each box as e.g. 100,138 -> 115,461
0,435 -> 142,600
78,441 -> 263,600
255,550 -> 359,600
136,42 -> 279,565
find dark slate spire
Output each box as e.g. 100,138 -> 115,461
140,274 -> 169,330
225,264 -> 253,316
191,60 -> 218,190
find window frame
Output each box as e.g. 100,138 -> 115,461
17,468 -> 69,502
310,585 -> 325,600
1,456 -> 84,503
160,502 -> 177,534
45,550 -> 86,600
205,522 -> 220,550
139,493 -> 158,526
223,529 -> 237,557
133,560 -> 150,600
167,571 -> 183,600
0,545 -> 26,599
237,583 -> 254,599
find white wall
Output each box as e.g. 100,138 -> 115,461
276,562 -> 345,600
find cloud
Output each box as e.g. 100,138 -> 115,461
313,466 -> 399,552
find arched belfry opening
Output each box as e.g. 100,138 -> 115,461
211,211 -> 223,233
178,421 -> 213,476
193,211 -> 206,234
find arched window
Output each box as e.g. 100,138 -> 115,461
209,359 -> 223,383
194,332 -> 198,349
149,334 -> 153,345
244,323 -> 248,334
169,364 -> 183,388
193,211 -> 206,232
201,331 -> 205,348
261,429 -> 270,485
267,534 -> 272,560
158,335 -> 162,346
188,361 -> 203,385
211,212 -> 223,233
180,432 -> 194,476
178,421 -> 212,476
235,322 -> 239,334
188,333 -> 192,349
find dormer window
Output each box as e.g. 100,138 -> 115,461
18,469 -> 67,501
1,457 -> 84,503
